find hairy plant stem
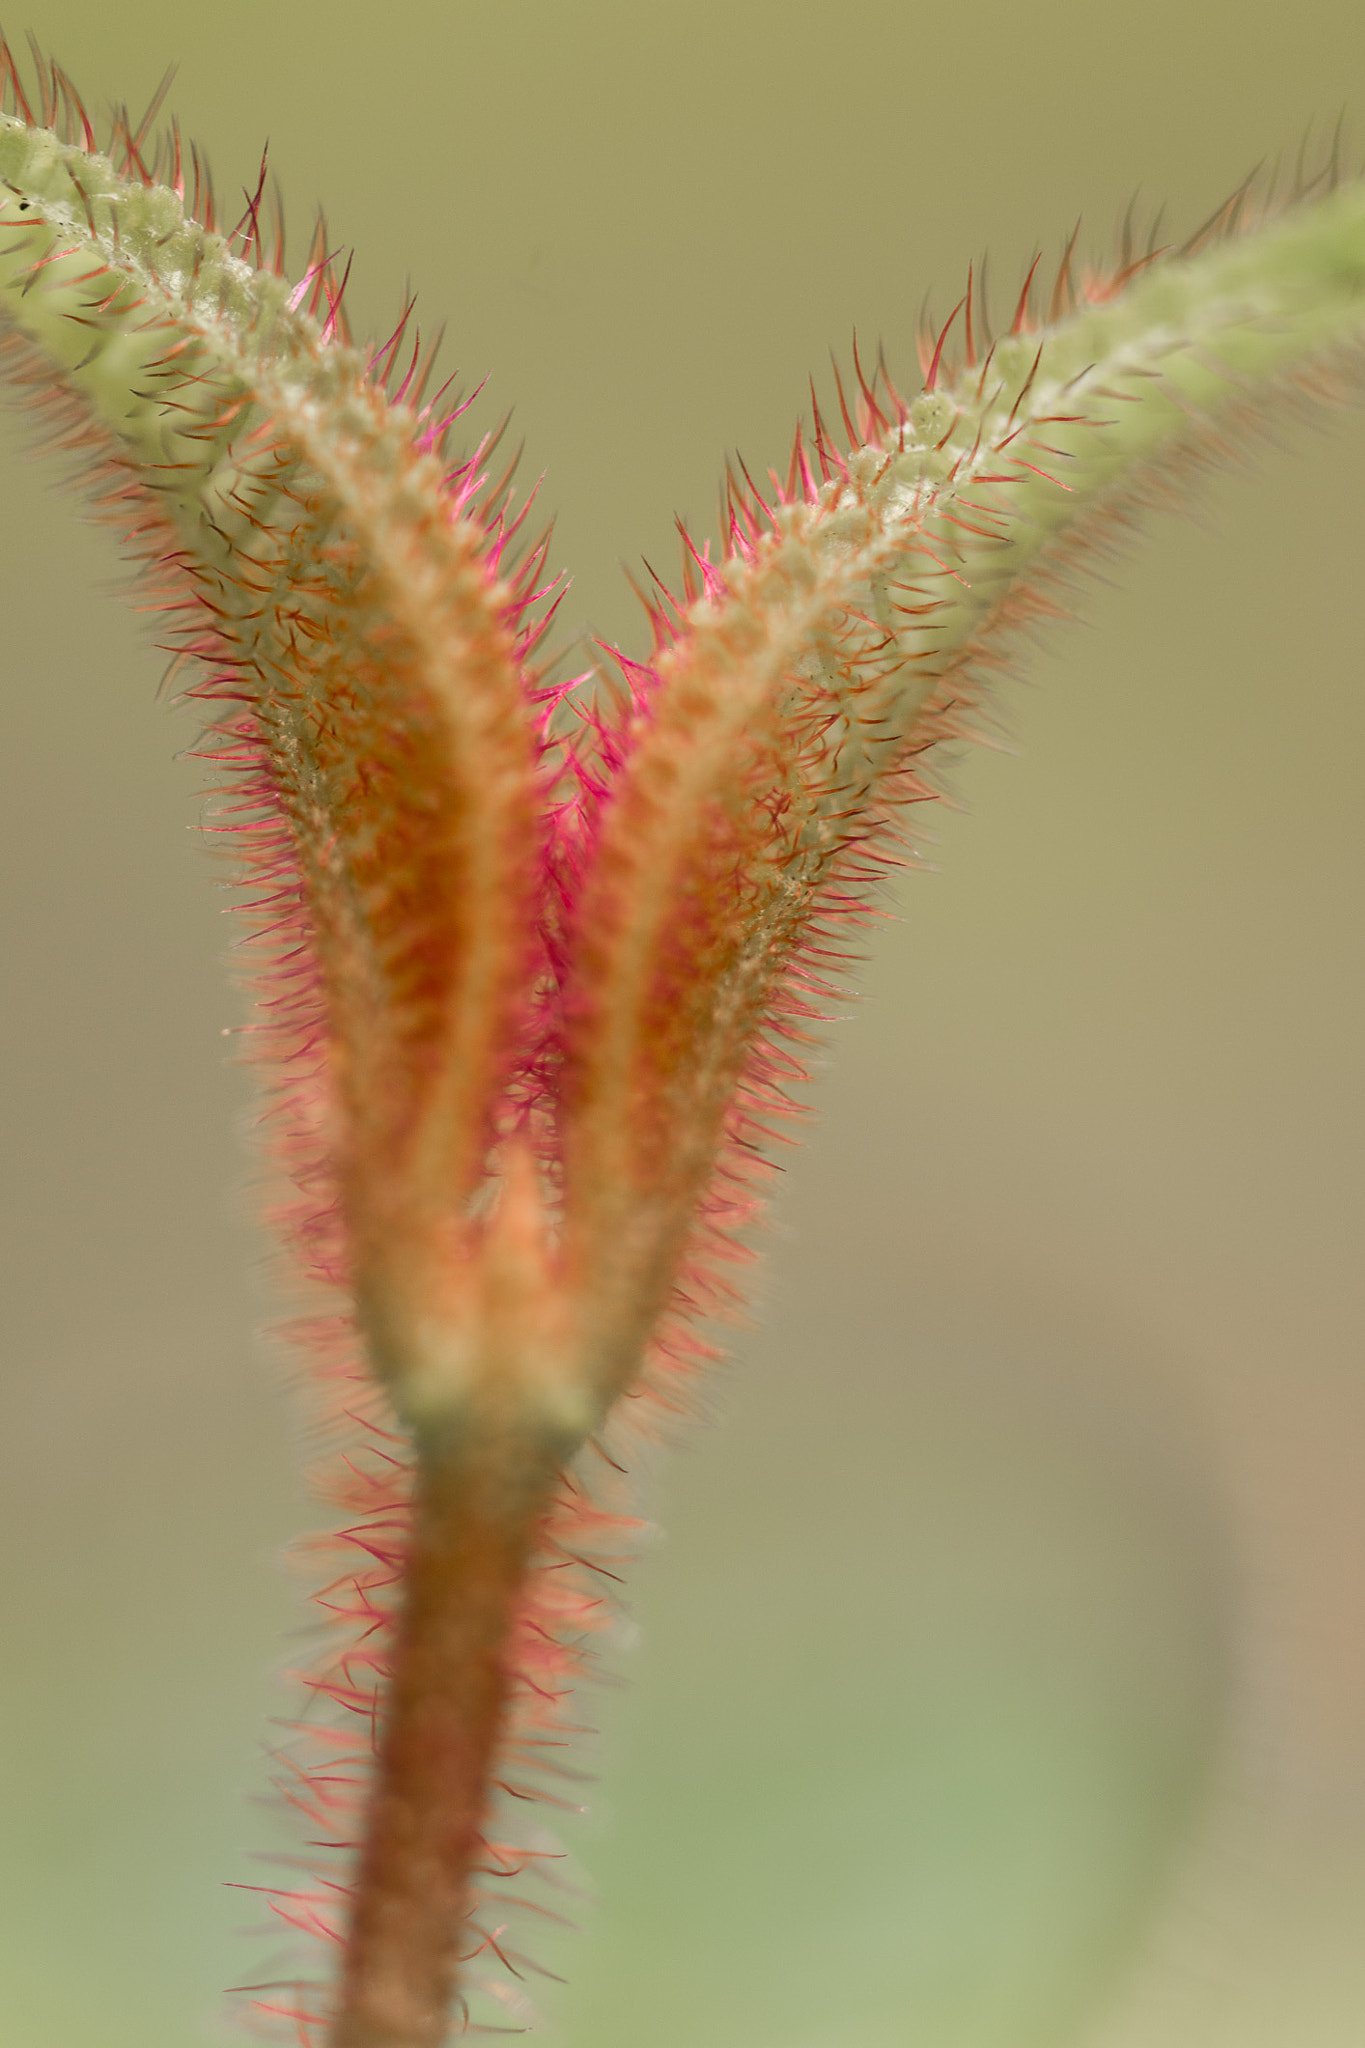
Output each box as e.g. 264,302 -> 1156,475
330,1419 -> 560,2048
12,70 -> 1365,2043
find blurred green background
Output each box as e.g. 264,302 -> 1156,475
2,3 -> 1364,2044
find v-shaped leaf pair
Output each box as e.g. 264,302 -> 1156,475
4,45 -> 1365,2046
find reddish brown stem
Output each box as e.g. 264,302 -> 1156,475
330,1426 -> 558,2048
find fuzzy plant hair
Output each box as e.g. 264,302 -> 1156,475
3,37 -> 1365,2048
